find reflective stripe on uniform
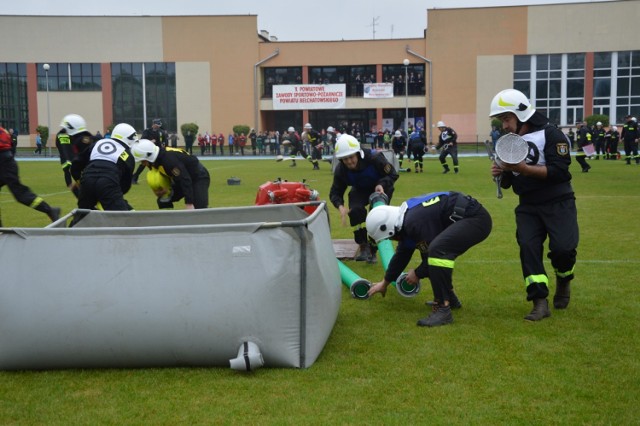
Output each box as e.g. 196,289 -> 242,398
525,274 -> 549,287
428,257 -> 455,269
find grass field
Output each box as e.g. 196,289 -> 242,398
1,154 -> 639,424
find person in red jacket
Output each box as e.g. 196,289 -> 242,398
218,133 -> 225,156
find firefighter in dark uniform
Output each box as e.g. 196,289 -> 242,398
303,123 -> 323,170
132,118 -> 168,184
575,121 -> 592,172
605,125 -> 620,160
132,139 -> 210,209
391,130 -> 408,171
592,121 -> 606,160
280,126 -> 310,168
365,191 -> 492,327
489,89 -> 579,321
0,126 -> 60,225
435,121 -> 459,174
71,123 -> 137,212
620,116 -> 639,165
329,134 -> 399,262
58,114 -> 95,196
408,129 -> 426,173
54,127 -> 76,196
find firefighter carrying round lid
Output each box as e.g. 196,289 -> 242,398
132,141 -> 210,210
365,191 -> 492,327
489,88 -> 579,322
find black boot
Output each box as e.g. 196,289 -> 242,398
442,164 -> 450,174
553,280 -> 571,309
524,298 -> 551,321
417,305 -> 453,327
354,243 -> 372,262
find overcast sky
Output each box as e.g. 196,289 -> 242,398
3,0 -> 615,41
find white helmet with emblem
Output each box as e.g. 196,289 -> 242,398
366,205 -> 401,243
131,139 -> 160,163
489,89 -> 535,122
59,114 -> 87,136
334,134 -> 364,159
111,123 -> 138,147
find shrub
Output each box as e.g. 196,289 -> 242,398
584,114 -> 609,127
36,125 -> 49,146
180,123 -> 199,138
232,125 -> 250,136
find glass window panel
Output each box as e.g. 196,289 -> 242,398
514,80 -> 530,95
593,79 -> 611,97
514,55 -> 530,71
594,52 -> 612,69
618,51 -> 631,68
594,69 -> 611,78
548,108 -> 561,124
550,54 -> 562,69
549,80 -> 561,98
632,50 -> 640,67
631,77 -> 640,96
537,71 -> 548,79
537,55 -> 549,70
536,80 -> 548,99
550,71 -> 561,79
567,53 -> 585,69
567,80 -> 584,98
567,70 -> 584,78
617,78 -> 629,96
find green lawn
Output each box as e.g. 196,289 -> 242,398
1,154 -> 638,424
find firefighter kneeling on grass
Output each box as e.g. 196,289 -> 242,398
329,134 -> 398,263
131,139 -> 210,209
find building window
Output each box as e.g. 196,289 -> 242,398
0,63 -> 29,134
111,62 -> 176,132
37,63 -> 101,91
263,67 -> 302,98
382,64 -> 425,96
513,53 -> 584,126
616,50 -> 640,122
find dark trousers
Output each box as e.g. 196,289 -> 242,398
515,197 -> 579,300
77,174 -> 132,211
427,206 -> 492,303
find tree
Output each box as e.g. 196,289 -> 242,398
585,114 -> 609,128
232,125 -> 250,136
180,123 -> 199,139
36,125 -> 49,147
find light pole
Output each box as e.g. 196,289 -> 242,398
403,59 -> 410,136
43,64 -> 51,157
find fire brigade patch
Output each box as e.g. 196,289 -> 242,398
384,164 -> 392,174
556,142 -> 569,156
81,135 -> 92,145
171,167 -> 181,177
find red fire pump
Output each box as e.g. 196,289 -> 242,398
255,178 -> 320,214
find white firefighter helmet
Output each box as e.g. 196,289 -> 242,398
110,123 -> 138,147
436,121 -> 446,128
596,121 -> 603,126
366,205 -> 401,243
59,114 -> 87,136
489,89 -> 535,122
334,134 -> 364,159
327,126 -> 335,133
131,139 -> 160,163
288,126 -> 295,132
304,123 -> 312,129
394,130 -> 402,137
